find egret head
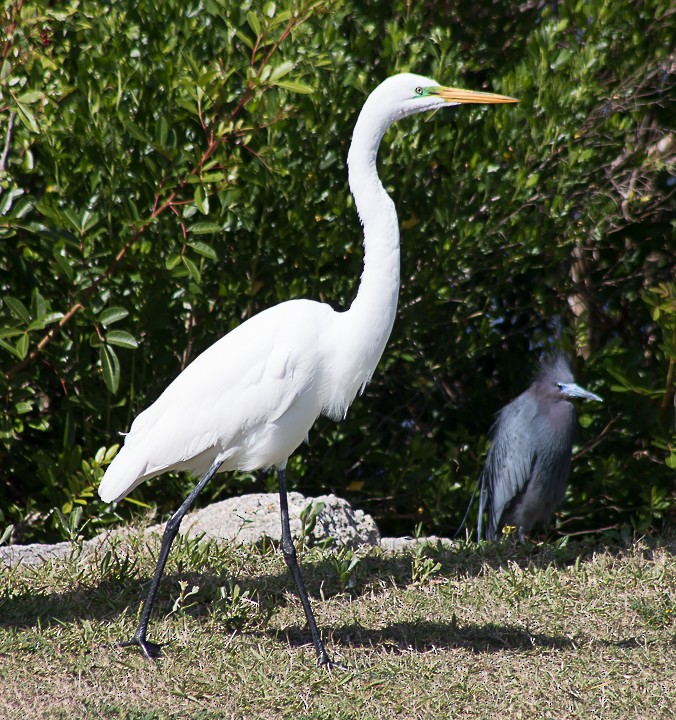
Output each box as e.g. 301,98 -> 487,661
367,73 -> 519,121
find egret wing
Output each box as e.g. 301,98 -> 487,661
99,300 -> 335,502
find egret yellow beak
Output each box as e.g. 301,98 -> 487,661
435,87 -> 519,104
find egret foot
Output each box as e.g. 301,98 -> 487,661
323,656 -> 349,672
121,635 -> 163,660
317,649 -> 332,667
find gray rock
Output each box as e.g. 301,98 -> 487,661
0,529 -> 119,566
0,492 -> 380,566
0,541 -> 75,566
153,491 -> 380,549
379,535 -> 455,552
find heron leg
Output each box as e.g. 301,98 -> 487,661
477,476 -> 487,542
277,467 -> 332,667
122,458 -> 224,660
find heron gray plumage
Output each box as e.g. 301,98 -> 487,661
477,353 -> 602,542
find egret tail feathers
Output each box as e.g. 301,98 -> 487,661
98,450 -> 153,504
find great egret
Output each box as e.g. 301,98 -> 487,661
477,353 -> 602,542
99,73 -> 518,666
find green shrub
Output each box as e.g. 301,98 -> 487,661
1,0 -> 673,542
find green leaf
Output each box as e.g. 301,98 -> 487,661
27,319 -> 47,332
106,330 -> 138,350
37,312 -> 64,326
52,251 -> 75,283
104,444 -> 120,463
525,172 -> 540,189
63,206 -> 82,232
275,80 -> 314,95
89,331 -> 103,348
4,297 -> 31,324
123,120 -> 154,146
122,496 -> 153,508
246,11 -> 262,36
182,255 -> 201,283
31,290 -> 47,319
99,307 -> 129,326
14,103 -> 39,133
187,240 -> 218,261
199,172 -> 226,183
157,115 -> 169,147
0,187 -> 24,216
100,345 -> 120,394
15,333 -> 29,360
188,221 -> 223,235
0,338 -> 22,359
37,197 -> 69,222
270,61 -> 294,83
17,90 -> 44,104
165,253 -> 182,270
105,330 -> 139,349
0,525 -> 14,546
195,185 -> 209,215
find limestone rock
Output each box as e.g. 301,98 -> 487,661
0,492 -> 381,566
152,491 -> 380,549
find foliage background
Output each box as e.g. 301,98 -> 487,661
1,0 -> 674,542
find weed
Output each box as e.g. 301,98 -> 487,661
298,499 -> 330,552
631,593 -> 675,629
211,581 -> 274,631
329,547 -> 364,591
410,538 -> 442,585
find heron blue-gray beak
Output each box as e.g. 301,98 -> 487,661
559,383 -> 603,402
435,87 -> 519,105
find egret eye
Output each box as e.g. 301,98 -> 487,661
414,86 -> 424,95
556,383 -> 564,390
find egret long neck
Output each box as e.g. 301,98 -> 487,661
346,109 -> 400,362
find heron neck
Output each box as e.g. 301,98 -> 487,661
345,109 -> 400,361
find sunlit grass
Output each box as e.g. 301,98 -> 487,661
0,529 -> 674,719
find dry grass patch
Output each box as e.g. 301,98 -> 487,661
0,529 -> 673,719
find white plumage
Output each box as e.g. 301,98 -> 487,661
99,73 -> 517,664
101,74 -> 511,504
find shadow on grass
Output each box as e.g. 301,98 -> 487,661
0,560 -> 656,662
270,620 -> 658,656
1,532 -> 672,648
270,619 -> 577,654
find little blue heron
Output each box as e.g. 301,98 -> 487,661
477,353 -> 602,542
98,74 -> 518,667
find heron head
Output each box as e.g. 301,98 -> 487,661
556,382 -> 603,403
535,353 -> 602,403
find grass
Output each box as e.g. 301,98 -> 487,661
0,525 -> 674,719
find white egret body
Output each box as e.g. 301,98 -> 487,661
100,73 -> 518,665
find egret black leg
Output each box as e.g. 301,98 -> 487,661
277,467 -> 332,667
122,459 -> 224,660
